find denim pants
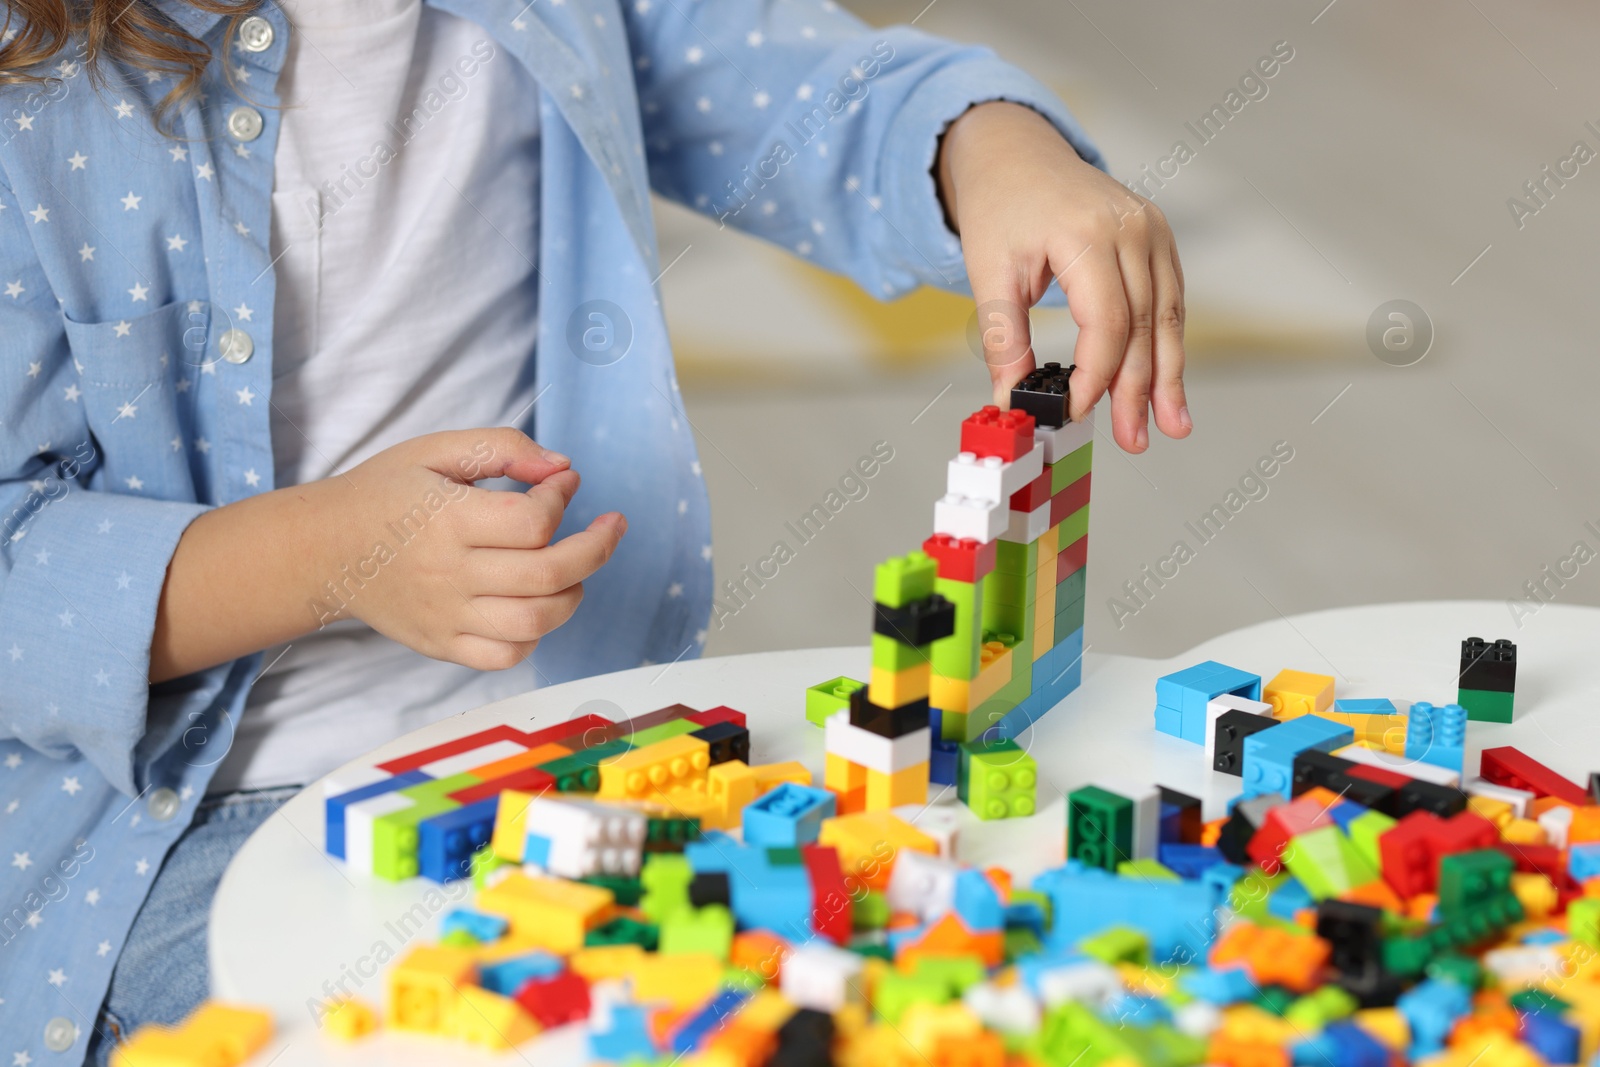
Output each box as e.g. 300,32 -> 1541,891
84,786 -> 301,1064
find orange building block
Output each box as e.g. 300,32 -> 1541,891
732,930 -> 791,984
897,914 -> 1004,968
1210,922 -> 1331,993
469,741 -> 571,779
1207,1035 -> 1290,1067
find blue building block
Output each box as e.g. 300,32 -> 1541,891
1201,862 -> 1245,908
1404,702 -> 1466,774
742,782 -> 835,847
1154,660 -> 1261,743
1333,698 -> 1398,716
1033,865 -> 1216,962
417,796 -> 499,883
440,908 -> 508,943
1005,898 -> 1048,938
1327,800 -> 1371,832
590,1004 -> 655,1062
1180,966 -> 1258,1004
930,734 -> 960,786
1243,714 -> 1354,797
1570,843 -> 1600,882
1158,844 -> 1223,880
478,951 -> 563,995
1268,878 -> 1314,921
953,868 -> 1005,932
1397,978 -> 1472,1058
684,837 -> 813,937
1295,1022 -> 1390,1067
671,988 -> 750,1054
324,770 -> 430,859
1520,1011 -> 1581,1066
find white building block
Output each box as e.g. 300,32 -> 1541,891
1464,777 -> 1535,818
1034,411 -> 1094,464
999,499 -> 1052,544
902,802 -> 962,859
1204,694 -> 1274,770
1333,744 -> 1461,786
885,848 -> 959,923
522,796 -> 645,878
418,739 -> 530,779
1173,1001 -> 1222,1038
825,709 -> 930,774
1538,805 -> 1572,848
344,793 -> 412,877
946,447 -> 1045,506
933,493 -> 1007,543
1091,777 -> 1160,860
1483,945 -> 1562,987
963,981 -> 1041,1034
1034,960 -> 1121,1009
781,943 -> 865,1013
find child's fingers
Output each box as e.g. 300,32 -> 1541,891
966,256 -> 1038,405
459,585 -> 586,645
416,426 -> 571,486
469,511 -> 628,595
1150,237 -> 1191,439
1056,244 -> 1129,431
446,632 -> 541,673
461,470 -> 580,549
1111,243 -> 1155,453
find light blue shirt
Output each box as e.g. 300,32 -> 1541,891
0,0 -> 1100,1055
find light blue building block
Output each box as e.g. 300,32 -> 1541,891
1404,702 -> 1466,774
1154,660 -> 1261,744
1242,714 -> 1354,797
1333,698 -> 1398,716
741,782 -> 835,847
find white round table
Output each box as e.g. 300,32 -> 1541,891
210,601 -> 1600,1064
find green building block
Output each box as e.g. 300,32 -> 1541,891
1078,926 -> 1150,965
659,904 -> 734,958
1345,809 -> 1397,870
1058,504 -> 1089,548
586,915 -> 660,950
722,965 -> 766,992
871,634 -> 929,672
1067,785 -> 1133,871
540,739 -> 631,792
1034,1001 -> 1204,1067
1254,986 -> 1297,1016
1005,927 -> 1043,963
807,675 -> 866,727
644,814 -> 701,853
853,889 -> 890,930
1011,888 -> 1053,930
400,772 -> 481,802
766,847 -> 804,867
958,737 -> 1037,818
627,718 -> 700,747
1051,441 -> 1093,494
1509,987 -> 1567,1014
1282,825 -> 1378,900
930,575 -> 984,680
995,539 -> 1040,577
875,550 -> 938,608
1284,985 -> 1356,1030
373,796 -> 459,881
469,845 -> 513,889
440,928 -> 479,948
874,971 -> 952,1024
1116,858 -> 1179,882
1426,954 -> 1483,991
1457,687 -> 1514,723
1438,849 -> 1515,915
580,873 -> 645,906
1570,898 -> 1600,949
908,954 -> 987,995
640,854 -> 693,923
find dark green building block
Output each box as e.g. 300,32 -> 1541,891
1457,687 -> 1514,723
1067,785 -> 1134,871
540,739 -> 631,792
580,873 -> 645,906
585,915 -> 659,950
1438,849 -> 1514,915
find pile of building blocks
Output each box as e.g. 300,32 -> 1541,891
813,362 -> 1091,822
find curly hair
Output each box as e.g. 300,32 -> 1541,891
0,0 -> 260,130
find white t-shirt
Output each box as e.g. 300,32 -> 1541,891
208,0 -> 544,793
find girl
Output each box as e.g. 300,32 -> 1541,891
0,0 -> 1188,1058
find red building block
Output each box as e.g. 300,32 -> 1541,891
923,534 -> 998,583
960,406 -> 1035,462
377,725 -> 538,774
1048,472 -> 1092,528
1431,811 -> 1499,855
514,969 -> 591,1028
801,844 -> 852,946
1377,811 -> 1446,897
1247,792 -> 1336,875
1347,764 -> 1411,791
689,705 -> 747,730
1057,536 -> 1088,583
1480,747 -> 1589,806
448,767 -> 557,805
1009,468 -> 1054,513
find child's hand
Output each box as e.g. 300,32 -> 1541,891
327,428 -> 627,670
937,101 -> 1191,453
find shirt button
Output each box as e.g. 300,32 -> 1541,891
219,329 -> 253,364
44,1017 -> 77,1051
227,106 -> 263,142
148,787 -> 181,822
238,15 -> 274,52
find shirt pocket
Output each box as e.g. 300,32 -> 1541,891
63,299 -> 211,389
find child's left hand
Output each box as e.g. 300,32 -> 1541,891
937,101 -> 1191,454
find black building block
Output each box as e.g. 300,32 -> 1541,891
1396,778 -> 1468,819
1292,750 -> 1359,796
771,1008 -> 835,1067
1158,786 -> 1203,845
688,871 -> 731,909
848,688 -> 930,739
872,593 -> 956,647
689,720 -> 750,766
1459,637 -> 1516,693
1010,361 -> 1074,428
1212,709 -> 1280,776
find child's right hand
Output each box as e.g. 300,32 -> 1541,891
328,428 -> 628,671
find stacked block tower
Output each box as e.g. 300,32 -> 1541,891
818,362 -> 1093,817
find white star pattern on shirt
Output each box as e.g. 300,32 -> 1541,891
93,668 -> 111,686
170,436 -> 182,451
233,303 -> 252,321
128,282 -> 149,302
3,281 -> 21,299
677,499 -> 688,514
196,162 -> 214,180
14,1048 -> 34,1065
243,469 -> 261,487
232,384 -> 258,407
135,858 -> 150,875
78,242 -> 95,261
753,90 -> 771,109
667,582 -> 683,597
701,544 -> 712,561
124,475 -> 143,490
194,438 -> 210,453
116,572 -> 132,590
113,320 -> 131,337
696,629 -> 708,644
797,83 -> 814,101
61,776 -> 80,795
180,785 -> 194,801
176,378 -> 191,393
84,888 -> 100,905
634,0 -> 650,11
114,98 -> 134,118
97,941 -> 111,957
170,144 -> 188,162
6,645 -> 20,662
57,609 -> 74,628
29,204 -> 48,223
5,799 -> 18,814
67,151 -> 87,170
14,113 -> 33,132
685,45 -> 703,63
696,97 -> 712,113
11,852 -> 31,870
146,69 -> 162,83
25,361 -> 40,378
234,64 -> 252,83
233,143 -> 251,159
116,400 -> 137,419
747,30 -> 763,46
63,384 -> 81,401
167,234 -> 187,251
4,751 -> 20,766
33,548 -> 48,565
234,220 -> 250,236
120,191 -> 141,210
47,969 -> 66,987
96,519 -> 113,534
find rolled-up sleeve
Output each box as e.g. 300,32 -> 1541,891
625,1 -> 1103,301
0,178 -> 208,796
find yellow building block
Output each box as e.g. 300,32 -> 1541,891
1351,1007 -> 1410,1049
818,811 -> 938,890
113,1002 -> 275,1067
111,1029 -> 216,1067
599,735 -> 711,799
490,788 -> 538,861
570,943 -> 646,981
751,760 -> 812,789
1033,565 -> 1056,660
1218,1004 -> 1300,1045
930,673 -> 970,714
321,997 -> 378,1041
706,760 -> 759,830
968,642 -> 1013,708
826,753 -> 867,794
1468,795 -> 1515,828
865,763 -> 928,811
1423,1032 -> 1544,1067
869,662 -> 931,708
1511,872 -> 1559,919
1317,710 -> 1407,751
1039,525 -> 1060,567
386,944 -> 477,1034
453,985 -> 540,1050
899,1001 -> 981,1057
1263,669 -> 1335,719
737,988 -> 799,1032
1503,818 -> 1548,845
631,952 -> 725,1008
476,872 -> 614,953
653,786 -> 721,826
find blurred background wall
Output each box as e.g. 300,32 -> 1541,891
663,0 -> 1597,665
